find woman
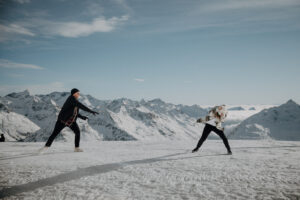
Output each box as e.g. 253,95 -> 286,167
192,105 -> 232,155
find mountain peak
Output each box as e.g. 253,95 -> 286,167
6,89 -> 30,98
285,99 -> 297,106
19,89 -> 30,96
273,99 -> 300,111
280,99 -> 299,109
149,98 -> 165,104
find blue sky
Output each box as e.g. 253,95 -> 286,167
0,0 -> 300,105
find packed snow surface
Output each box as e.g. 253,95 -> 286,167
0,140 -> 299,199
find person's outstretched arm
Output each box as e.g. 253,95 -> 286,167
72,98 -> 98,115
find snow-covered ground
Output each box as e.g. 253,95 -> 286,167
1,140 -> 299,199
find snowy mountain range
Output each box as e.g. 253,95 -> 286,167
0,90 -> 299,142
0,90 -> 207,142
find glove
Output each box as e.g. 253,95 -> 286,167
92,111 -> 99,115
196,118 -> 203,123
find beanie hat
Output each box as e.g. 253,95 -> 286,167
71,88 -> 79,95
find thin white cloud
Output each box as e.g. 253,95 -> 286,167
0,0 -> 131,42
0,24 -> 35,42
0,24 -> 35,36
45,15 -> 129,38
0,15 -> 129,42
0,59 -> 44,70
134,78 -> 145,82
135,0 -> 300,36
0,82 -> 66,96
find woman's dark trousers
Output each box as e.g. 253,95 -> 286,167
195,124 -> 231,152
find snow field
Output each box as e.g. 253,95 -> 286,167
0,140 -> 299,199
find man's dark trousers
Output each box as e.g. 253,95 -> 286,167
45,120 -> 80,147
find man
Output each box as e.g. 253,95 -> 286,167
40,88 -> 98,153
192,105 -> 232,155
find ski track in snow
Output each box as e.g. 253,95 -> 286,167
0,140 -> 300,200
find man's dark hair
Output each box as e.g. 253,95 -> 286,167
71,88 -> 79,95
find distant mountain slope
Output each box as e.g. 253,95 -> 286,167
231,100 -> 300,140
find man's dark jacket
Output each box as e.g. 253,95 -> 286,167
58,95 -> 94,124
